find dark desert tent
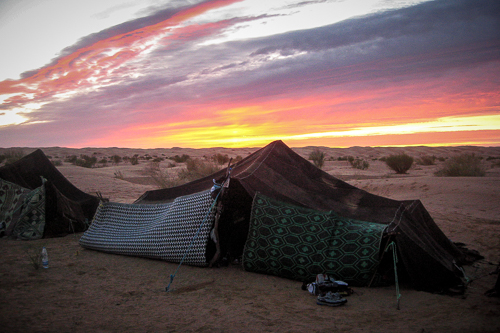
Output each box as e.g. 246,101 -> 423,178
0,149 -> 100,238
131,140 -> 467,292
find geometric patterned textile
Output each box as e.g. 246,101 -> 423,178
242,193 -> 386,286
0,178 -> 31,235
79,190 -> 216,267
11,184 -> 46,240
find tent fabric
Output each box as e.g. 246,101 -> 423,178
11,183 -> 46,240
243,193 -> 386,286
0,149 -> 100,237
136,140 -> 466,291
0,178 -> 46,240
79,190 -> 216,266
0,178 -> 31,235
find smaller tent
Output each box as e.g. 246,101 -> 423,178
0,149 -> 100,238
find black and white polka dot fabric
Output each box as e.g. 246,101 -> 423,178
79,190 -> 216,267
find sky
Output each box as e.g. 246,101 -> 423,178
0,0 -> 499,148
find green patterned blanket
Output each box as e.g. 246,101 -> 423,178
0,178 -> 46,240
243,193 -> 386,286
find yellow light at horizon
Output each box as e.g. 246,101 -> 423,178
285,115 -> 500,141
172,114 -> 500,148
87,113 -> 500,149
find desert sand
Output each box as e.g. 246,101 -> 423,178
1,145 -> 499,332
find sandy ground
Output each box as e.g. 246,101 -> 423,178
1,145 -> 499,332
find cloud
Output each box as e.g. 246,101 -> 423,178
1,0 -> 499,147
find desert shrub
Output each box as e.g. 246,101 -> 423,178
179,158 -> 221,182
98,158 -> 108,167
416,155 -> 436,166
337,156 -> 349,161
349,158 -> 370,170
23,244 -> 44,270
309,149 -> 326,169
111,155 -> 122,165
234,155 -> 243,163
114,170 -> 125,180
144,158 -> 222,188
1,148 -> 25,164
143,161 -> 181,188
152,157 -> 163,163
129,154 -> 139,165
75,155 -> 97,168
51,159 -> 63,166
212,153 -> 230,165
385,153 -> 414,174
435,154 -> 485,177
65,155 -> 78,164
170,154 -> 190,163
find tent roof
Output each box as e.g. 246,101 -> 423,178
137,140 -> 407,222
0,149 -> 96,203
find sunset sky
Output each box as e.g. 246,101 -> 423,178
1,0 -> 499,148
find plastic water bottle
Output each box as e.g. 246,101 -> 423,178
41,247 -> 49,269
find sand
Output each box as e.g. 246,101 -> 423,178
1,145 -> 499,332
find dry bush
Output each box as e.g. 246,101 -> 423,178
435,154 -> 485,177
309,149 -> 326,169
130,154 -> 140,165
143,161 -> 181,188
143,159 -> 222,188
75,155 -> 97,168
170,154 -> 190,163
111,155 -> 122,165
212,153 -> 230,165
385,153 -> 414,174
416,155 -> 436,166
178,158 -> 222,183
349,158 -> 370,170
0,148 -> 25,165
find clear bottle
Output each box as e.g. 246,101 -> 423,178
41,247 -> 49,269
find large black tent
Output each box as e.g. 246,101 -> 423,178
135,140 -> 466,292
0,149 -> 100,238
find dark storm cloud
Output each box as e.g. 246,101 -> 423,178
250,0 -> 500,57
208,0 -> 500,101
